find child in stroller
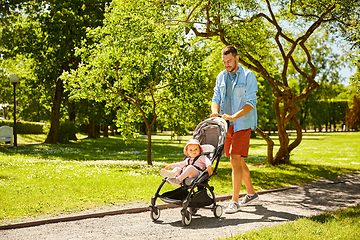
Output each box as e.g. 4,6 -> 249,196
160,139 -> 213,186
150,117 -> 228,226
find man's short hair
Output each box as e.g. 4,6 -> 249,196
221,45 -> 238,57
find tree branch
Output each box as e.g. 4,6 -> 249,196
284,104 -> 300,127
191,26 -> 219,37
185,0 -> 204,23
265,0 -> 290,87
290,0 -> 327,19
288,115 -> 303,152
230,13 -> 274,25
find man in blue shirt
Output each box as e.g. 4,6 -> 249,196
210,45 -> 259,213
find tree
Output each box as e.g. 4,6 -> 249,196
0,0 -> 109,143
287,31 -> 348,131
0,55 -> 48,122
63,0 -> 211,165
164,0 -> 359,164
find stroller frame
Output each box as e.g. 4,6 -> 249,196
149,117 -> 228,226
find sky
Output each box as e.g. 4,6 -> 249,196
340,67 -> 354,86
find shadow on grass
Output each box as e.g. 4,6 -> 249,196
309,204 -> 360,223
1,135 -> 358,190
203,159 -> 358,196
0,174 -> 11,180
0,136 -> 185,163
1,136 -> 268,164
249,163 -> 356,190
214,160 -> 357,192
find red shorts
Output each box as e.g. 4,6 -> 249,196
224,126 -> 251,158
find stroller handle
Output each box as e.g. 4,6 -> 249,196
217,115 -> 230,129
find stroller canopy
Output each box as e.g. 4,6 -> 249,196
192,117 -> 228,151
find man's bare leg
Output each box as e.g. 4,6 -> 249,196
230,154 -> 255,202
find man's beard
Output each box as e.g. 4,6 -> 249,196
227,65 -> 237,72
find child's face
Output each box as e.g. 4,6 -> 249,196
187,144 -> 201,158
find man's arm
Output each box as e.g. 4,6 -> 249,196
222,104 -> 253,122
210,102 -> 220,117
223,71 -> 257,122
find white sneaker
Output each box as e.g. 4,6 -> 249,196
161,169 -> 175,178
239,193 -> 259,206
224,201 -> 241,214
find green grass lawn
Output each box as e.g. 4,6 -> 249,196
222,204 -> 360,240
0,131 -> 359,225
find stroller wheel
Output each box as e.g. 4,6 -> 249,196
150,206 -> 160,221
213,205 -> 223,218
189,207 -> 199,215
181,209 -> 192,226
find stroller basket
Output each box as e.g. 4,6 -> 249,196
159,186 -> 214,208
159,187 -> 189,205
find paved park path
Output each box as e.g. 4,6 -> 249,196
1,173 -> 360,240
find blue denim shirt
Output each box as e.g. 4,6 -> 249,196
212,64 -> 258,131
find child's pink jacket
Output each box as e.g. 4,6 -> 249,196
169,155 -> 211,172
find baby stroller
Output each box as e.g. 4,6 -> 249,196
149,117 -> 228,226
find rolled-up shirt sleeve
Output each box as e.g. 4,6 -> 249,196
245,72 -> 258,108
211,76 -> 222,105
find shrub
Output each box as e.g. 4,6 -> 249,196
58,121 -> 78,143
0,120 -> 45,134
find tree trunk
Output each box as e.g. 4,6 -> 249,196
147,124 -> 152,165
68,101 -> 77,141
288,116 -> 303,152
274,127 -> 290,164
255,127 -> 274,164
103,124 -> 109,138
88,119 -> 96,138
45,79 -> 64,144
110,125 -> 115,136
95,124 -> 100,138
257,98 -> 304,165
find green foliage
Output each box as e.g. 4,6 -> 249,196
257,75 -> 277,132
64,99 -> 113,134
308,100 -> 348,131
2,0 -> 358,153
0,56 -> 50,122
58,121 -> 78,143
164,0 -> 360,164
62,0 -> 213,164
350,69 -> 360,92
286,31 -> 348,130
0,120 -> 44,134
0,0 -> 110,143
347,29 -> 360,93
0,68 -> 13,110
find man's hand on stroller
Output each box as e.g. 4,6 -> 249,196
210,113 -> 220,117
222,113 -> 236,122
